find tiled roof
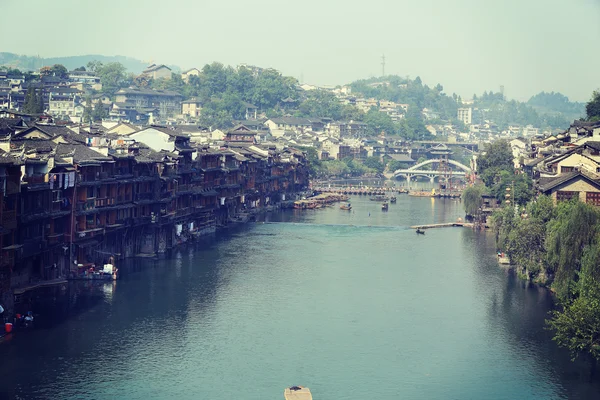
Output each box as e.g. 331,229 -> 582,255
538,170 -> 600,193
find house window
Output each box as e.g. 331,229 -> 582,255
556,191 -> 577,202
561,166 -> 574,173
586,192 -> 600,206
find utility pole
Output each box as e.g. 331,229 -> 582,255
381,54 -> 386,77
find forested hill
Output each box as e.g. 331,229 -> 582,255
350,76 -> 459,121
527,91 -> 585,119
350,76 -> 585,130
0,52 -> 164,75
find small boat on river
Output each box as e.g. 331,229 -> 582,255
284,386 -> 312,400
390,196 -> 397,203
416,229 -> 425,235
370,195 -> 388,202
382,202 -> 389,211
71,261 -> 118,281
340,203 -> 352,210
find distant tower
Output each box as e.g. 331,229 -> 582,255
381,54 -> 386,77
500,85 -> 505,99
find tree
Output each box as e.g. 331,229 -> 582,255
363,157 -> 384,173
82,96 -> 93,123
548,239 -> 600,369
133,74 -> 153,88
86,60 -> 103,73
586,90 -> 600,122
546,201 -> 600,301
364,108 -> 397,136
462,184 -> 487,217
96,62 -> 128,98
48,64 -> 68,78
22,86 -> 44,114
387,160 -> 408,172
92,101 -> 107,122
74,66 -> 86,72
489,171 -> 533,206
476,140 -> 514,187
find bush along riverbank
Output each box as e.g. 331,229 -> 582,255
492,197 -> 600,376
465,139 -> 600,375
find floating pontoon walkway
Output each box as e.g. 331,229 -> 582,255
410,222 -> 474,229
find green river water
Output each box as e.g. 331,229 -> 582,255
1,194 -> 600,399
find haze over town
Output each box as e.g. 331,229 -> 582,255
1,0 -> 599,101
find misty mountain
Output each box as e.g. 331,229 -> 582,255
0,52 -> 180,74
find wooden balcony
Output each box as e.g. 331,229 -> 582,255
95,197 -> 115,207
47,232 -> 66,246
77,198 -> 96,212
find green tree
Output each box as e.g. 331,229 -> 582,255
586,90 -> 600,122
96,62 -> 128,98
92,101 -> 107,121
22,86 -> 44,114
546,200 -> 600,300
86,60 -> 103,73
462,184 -> 487,217
387,160 -> 409,172
82,96 -> 93,123
548,239 -> 600,369
363,156 -> 384,173
476,140 -> 514,187
364,108 -> 397,136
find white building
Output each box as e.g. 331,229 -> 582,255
457,108 -> 472,125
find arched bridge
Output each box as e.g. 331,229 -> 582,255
393,159 -> 472,182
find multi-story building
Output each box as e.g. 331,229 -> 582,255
68,70 -> 102,91
48,87 -> 84,120
457,107 -> 473,125
115,88 -> 183,118
457,108 -> 474,125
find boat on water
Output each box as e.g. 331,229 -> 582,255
416,229 -> 425,235
381,202 -> 389,211
370,195 -> 388,201
340,203 -> 352,210
284,386 -> 313,400
390,196 -> 397,203
71,261 -> 118,281
409,189 -> 436,197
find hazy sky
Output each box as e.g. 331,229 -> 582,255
1,0 -> 598,101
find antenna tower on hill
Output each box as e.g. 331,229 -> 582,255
381,54 -> 386,77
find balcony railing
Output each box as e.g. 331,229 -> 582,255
95,197 -> 115,207
116,195 -> 132,204
22,174 -> 46,184
135,193 -> 156,202
77,198 -> 96,212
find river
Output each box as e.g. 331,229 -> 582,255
1,194 -> 600,399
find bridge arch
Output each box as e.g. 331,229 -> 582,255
393,158 -> 471,178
